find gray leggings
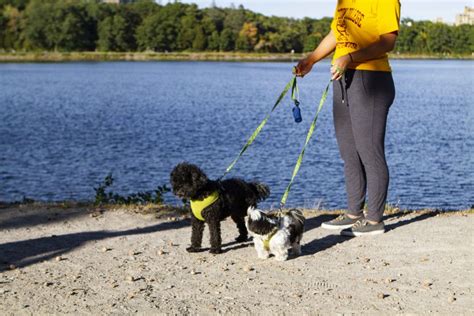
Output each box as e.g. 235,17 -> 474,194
333,69 -> 395,223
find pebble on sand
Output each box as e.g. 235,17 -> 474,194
378,293 -> 388,299
423,280 -> 433,288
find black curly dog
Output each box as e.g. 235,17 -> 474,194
170,163 -> 270,254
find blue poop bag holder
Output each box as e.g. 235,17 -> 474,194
291,75 -> 302,123
292,100 -> 302,123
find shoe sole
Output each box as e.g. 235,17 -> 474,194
341,230 -> 385,237
321,223 -> 356,230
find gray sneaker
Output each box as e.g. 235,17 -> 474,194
321,214 -> 363,230
340,219 -> 385,237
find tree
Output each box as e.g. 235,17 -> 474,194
452,24 -> 474,54
56,4 -> 96,51
1,0 -> 473,55
177,5 -> 199,50
235,22 -> 258,51
192,25 -> 206,51
0,0 -> 29,10
303,33 -> 323,52
2,5 -> 23,49
136,3 -> 186,52
97,7 -> 139,52
207,30 -> 220,51
23,0 -> 96,51
97,16 -> 114,51
219,28 -> 234,51
427,22 -> 453,54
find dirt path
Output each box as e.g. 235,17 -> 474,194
0,205 -> 472,314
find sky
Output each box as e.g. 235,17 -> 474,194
163,0 -> 472,24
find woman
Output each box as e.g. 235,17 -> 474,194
295,0 -> 401,236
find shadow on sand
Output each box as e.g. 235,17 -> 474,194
0,205 -> 90,231
0,219 -> 190,272
302,211 -> 440,256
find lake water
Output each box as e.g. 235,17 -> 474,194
0,60 -> 472,210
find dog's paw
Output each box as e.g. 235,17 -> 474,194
257,253 -> 270,259
275,255 -> 289,261
186,246 -> 202,253
235,235 -> 249,243
209,248 -> 222,254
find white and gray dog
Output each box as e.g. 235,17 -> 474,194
246,207 -> 305,261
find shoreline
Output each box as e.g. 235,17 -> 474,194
1,51 -> 473,63
1,201 -> 472,215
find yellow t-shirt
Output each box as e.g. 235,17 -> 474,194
331,0 -> 401,72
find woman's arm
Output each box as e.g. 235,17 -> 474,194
295,30 -> 337,77
331,32 -> 398,80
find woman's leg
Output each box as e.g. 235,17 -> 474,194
346,70 -> 395,223
333,72 -> 366,217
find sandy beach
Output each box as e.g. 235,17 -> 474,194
0,204 -> 472,314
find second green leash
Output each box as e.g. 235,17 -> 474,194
280,79 -> 333,208
221,75 -> 300,179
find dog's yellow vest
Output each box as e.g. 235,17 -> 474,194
190,191 -> 219,221
263,228 -> 278,251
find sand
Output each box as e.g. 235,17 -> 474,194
0,204 -> 472,315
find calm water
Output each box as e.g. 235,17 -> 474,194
0,60 -> 472,210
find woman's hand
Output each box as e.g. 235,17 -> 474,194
294,54 -> 316,77
331,54 -> 352,81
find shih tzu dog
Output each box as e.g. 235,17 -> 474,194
246,207 -> 305,261
170,162 -> 270,254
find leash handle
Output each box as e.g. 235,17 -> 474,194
280,79 -> 333,207
221,75 -> 297,180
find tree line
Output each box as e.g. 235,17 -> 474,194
1,0 -> 472,54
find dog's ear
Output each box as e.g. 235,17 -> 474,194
247,206 -> 255,215
247,207 -> 262,221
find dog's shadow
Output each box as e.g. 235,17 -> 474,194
195,239 -> 254,254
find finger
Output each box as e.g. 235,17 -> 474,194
294,66 -> 304,76
331,71 -> 342,81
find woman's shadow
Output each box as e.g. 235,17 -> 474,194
0,219 -> 190,272
301,211 -> 440,256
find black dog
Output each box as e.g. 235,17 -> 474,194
170,162 -> 270,254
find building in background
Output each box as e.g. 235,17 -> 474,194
455,6 -> 474,25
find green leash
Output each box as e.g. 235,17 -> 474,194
221,75 -> 300,179
220,69 -> 332,209
280,79 -> 332,208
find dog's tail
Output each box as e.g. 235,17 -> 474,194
288,209 -> 305,227
249,182 -> 270,203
